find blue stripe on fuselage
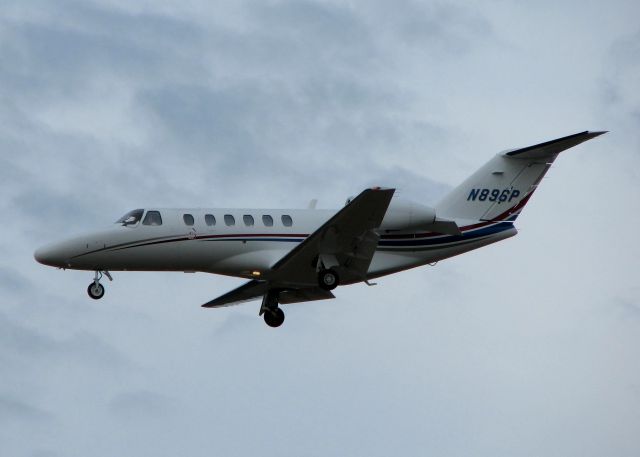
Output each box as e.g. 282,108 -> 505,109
378,222 -> 514,247
201,237 -> 304,243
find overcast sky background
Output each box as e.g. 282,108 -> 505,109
1,1 -> 639,456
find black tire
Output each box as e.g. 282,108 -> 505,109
264,307 -> 285,328
87,283 -> 105,300
318,269 -> 339,291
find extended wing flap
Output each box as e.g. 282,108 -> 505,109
202,280 -> 335,309
278,287 -> 335,304
201,279 -> 269,308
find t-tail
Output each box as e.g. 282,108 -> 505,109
436,131 -> 607,224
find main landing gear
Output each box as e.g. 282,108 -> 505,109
318,268 -> 340,291
261,290 -> 285,328
87,270 -> 112,300
264,307 -> 285,328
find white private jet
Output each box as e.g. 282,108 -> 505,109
35,131 -> 605,327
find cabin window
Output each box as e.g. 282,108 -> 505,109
224,214 -> 235,226
205,214 -> 216,226
243,215 -> 254,226
262,215 -> 274,227
183,214 -> 195,226
116,209 -> 144,227
142,211 -> 163,226
281,215 -> 293,227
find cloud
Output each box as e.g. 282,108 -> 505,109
0,312 -> 57,357
0,267 -> 31,295
1,0 -> 454,216
0,395 -> 53,424
367,0 -> 495,55
109,390 -> 174,418
0,311 -> 130,368
613,296 -> 640,320
600,29 -> 640,159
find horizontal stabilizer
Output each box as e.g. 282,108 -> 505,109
504,130 -> 607,159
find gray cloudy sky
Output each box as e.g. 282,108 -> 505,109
1,0 -> 639,456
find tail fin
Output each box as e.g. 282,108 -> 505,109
436,131 -> 606,222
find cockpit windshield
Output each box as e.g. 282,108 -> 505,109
116,209 -> 144,226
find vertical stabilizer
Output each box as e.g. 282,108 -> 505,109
436,131 -> 606,222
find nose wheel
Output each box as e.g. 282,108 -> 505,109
87,282 -> 105,299
87,270 -> 112,300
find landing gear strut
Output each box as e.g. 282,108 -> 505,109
260,290 -> 285,328
87,270 -> 112,300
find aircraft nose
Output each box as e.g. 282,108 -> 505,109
34,244 -> 68,267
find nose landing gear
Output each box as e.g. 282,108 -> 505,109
87,282 -> 104,299
87,270 -> 112,300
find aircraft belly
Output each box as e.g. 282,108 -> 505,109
206,242 -> 290,276
91,241 -> 204,271
91,239 -> 281,273
367,251 -> 424,278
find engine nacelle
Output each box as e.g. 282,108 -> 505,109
379,197 -> 436,231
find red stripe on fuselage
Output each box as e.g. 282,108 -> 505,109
382,191 -> 534,240
195,233 -> 308,240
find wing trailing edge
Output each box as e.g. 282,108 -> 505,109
201,280 -> 268,308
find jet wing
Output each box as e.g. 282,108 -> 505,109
267,187 -> 395,286
202,187 -> 394,309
